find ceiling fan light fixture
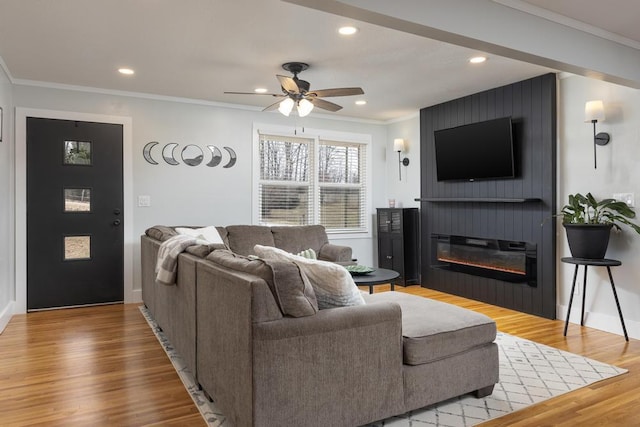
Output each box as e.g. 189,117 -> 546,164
278,97 -> 294,116
297,99 -> 314,117
355,100 -> 367,105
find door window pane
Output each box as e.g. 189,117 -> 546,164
64,236 -> 91,260
64,188 -> 91,212
64,140 -> 92,165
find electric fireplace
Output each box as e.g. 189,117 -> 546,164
431,234 -> 537,286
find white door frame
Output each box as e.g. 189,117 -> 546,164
15,108 -> 135,313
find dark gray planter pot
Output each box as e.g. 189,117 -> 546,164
563,223 -> 613,259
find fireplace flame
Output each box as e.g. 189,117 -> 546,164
437,256 -> 526,276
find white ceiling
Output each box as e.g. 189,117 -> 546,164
0,0 -> 637,122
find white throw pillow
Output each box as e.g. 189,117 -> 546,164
254,244 -> 365,309
175,226 -> 224,245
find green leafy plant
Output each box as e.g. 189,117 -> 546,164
561,192 -> 640,234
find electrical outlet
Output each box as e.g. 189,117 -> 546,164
138,195 -> 151,207
613,193 -> 634,207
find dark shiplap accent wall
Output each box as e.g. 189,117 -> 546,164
420,73 -> 557,319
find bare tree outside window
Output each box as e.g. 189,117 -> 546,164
258,133 -> 367,231
64,141 -> 92,165
259,137 -> 312,225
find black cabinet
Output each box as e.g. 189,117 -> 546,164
377,208 -> 420,287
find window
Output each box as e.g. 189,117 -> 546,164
255,128 -> 370,234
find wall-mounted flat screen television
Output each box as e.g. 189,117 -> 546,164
434,117 -> 515,181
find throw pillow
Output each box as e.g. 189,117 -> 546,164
145,225 -> 178,241
207,250 -> 318,317
175,226 -> 224,244
296,248 -> 317,260
254,244 -> 365,309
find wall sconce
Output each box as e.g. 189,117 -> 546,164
393,138 -> 410,180
585,100 -> 610,169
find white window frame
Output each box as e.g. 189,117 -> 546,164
252,123 -> 372,239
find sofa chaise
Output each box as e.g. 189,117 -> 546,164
141,224 -> 499,427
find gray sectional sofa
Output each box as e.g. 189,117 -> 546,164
141,224 -> 499,427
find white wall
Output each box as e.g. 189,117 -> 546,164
557,75 -> 640,338
385,114 -> 421,209
0,65 -> 15,331
12,84 -> 390,297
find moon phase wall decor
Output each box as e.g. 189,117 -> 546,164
162,143 -> 180,165
206,145 -> 222,167
223,147 -> 237,168
142,141 -> 159,165
143,142 -> 238,168
181,145 -> 204,166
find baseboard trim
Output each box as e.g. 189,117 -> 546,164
557,303 -> 638,340
0,301 -> 15,334
128,289 -> 142,304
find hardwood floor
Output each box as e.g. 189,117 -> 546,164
0,304 -> 205,426
1,286 -> 638,426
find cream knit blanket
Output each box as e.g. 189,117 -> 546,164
155,235 -> 204,285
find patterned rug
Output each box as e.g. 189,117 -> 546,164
139,306 -> 626,427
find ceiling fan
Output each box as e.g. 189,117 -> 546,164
224,62 -> 364,117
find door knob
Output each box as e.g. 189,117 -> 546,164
113,219 -> 121,226
114,209 -> 121,215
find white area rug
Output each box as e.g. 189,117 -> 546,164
140,306 -> 626,427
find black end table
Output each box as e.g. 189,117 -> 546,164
352,268 -> 400,294
561,257 -> 628,341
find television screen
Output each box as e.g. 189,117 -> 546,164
434,117 -> 515,181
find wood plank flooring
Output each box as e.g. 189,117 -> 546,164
1,286 -> 638,426
0,304 -> 205,426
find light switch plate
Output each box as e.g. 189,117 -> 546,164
138,195 -> 151,207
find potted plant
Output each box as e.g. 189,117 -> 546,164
561,192 -> 640,259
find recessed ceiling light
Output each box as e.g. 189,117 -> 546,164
355,100 -> 367,106
469,56 -> 487,64
338,26 -> 358,36
118,68 -> 135,75
254,88 -> 268,93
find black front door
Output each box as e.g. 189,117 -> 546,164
27,117 -> 124,310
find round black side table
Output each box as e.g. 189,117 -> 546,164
561,257 -> 628,341
352,268 -> 400,294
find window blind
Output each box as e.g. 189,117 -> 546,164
318,139 -> 367,232
258,134 -> 313,226
257,132 -> 368,232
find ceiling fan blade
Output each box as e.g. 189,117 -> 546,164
277,75 -> 300,94
263,97 -> 286,112
224,91 -> 282,96
308,87 -> 364,98
310,98 -> 342,112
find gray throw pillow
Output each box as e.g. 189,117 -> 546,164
254,244 -> 365,309
207,250 -> 318,317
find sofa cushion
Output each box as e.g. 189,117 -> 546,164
145,225 -> 178,241
365,292 -> 496,366
207,250 -> 318,317
271,225 -> 328,254
184,243 -> 226,258
224,225 -> 275,256
254,245 -> 365,309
